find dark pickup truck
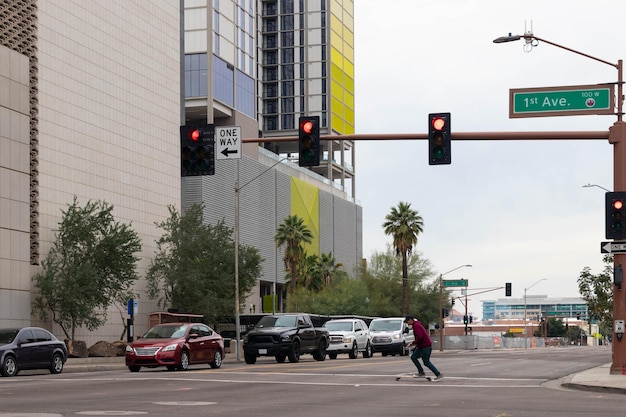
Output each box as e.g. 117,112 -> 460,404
242,313 -> 329,364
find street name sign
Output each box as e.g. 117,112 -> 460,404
509,84 -> 614,118
443,279 -> 468,287
600,241 -> 626,254
215,126 -> 241,160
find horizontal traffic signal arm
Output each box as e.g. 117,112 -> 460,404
241,130 -> 609,143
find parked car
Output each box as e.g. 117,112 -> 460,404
368,317 -> 414,356
125,323 -> 224,372
324,318 -> 372,359
243,314 -> 329,364
0,327 -> 67,377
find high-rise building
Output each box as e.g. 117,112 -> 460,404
1,0 -> 361,343
182,0 -> 361,315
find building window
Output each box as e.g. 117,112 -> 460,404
213,56 -> 234,106
281,114 -> 295,129
184,53 -> 208,98
236,70 -> 255,118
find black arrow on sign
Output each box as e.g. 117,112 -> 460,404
221,148 -> 239,157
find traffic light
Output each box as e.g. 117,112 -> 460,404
469,315 -> 473,324
463,315 -> 468,324
451,297 -> 455,306
606,192 -> 626,239
298,116 -> 320,167
505,282 -> 512,297
180,125 -> 215,177
428,112 -> 451,165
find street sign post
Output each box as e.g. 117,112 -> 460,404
601,241 -> 626,254
509,84 -> 614,118
443,279 -> 468,287
215,126 -> 242,160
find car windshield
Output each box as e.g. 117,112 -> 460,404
0,329 -> 19,344
325,322 -> 352,331
143,325 -> 188,339
370,320 -> 402,331
256,315 -> 297,328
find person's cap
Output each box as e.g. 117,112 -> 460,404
404,316 -> 415,323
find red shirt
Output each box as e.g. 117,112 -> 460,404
411,320 -> 432,348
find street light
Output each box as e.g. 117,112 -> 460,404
582,183 -> 612,192
524,278 -> 547,348
494,29 -> 626,374
439,264 -> 472,351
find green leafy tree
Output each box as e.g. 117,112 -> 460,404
578,255 -> 613,335
362,244 -> 434,318
287,275 -> 368,315
319,252 -> 343,287
274,214 -> 313,294
145,204 -> 262,324
383,201 -> 424,316
32,197 -> 141,340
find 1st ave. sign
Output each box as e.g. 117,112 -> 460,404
509,84 -> 614,118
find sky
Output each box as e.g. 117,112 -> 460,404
352,0 -> 625,318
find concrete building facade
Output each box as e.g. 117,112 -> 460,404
1,0 -> 361,345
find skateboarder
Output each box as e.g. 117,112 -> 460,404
404,316 -> 444,381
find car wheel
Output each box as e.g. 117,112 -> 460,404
288,342 -> 300,363
49,353 -> 64,374
399,343 -> 407,356
209,350 -> 222,369
128,366 -> 141,372
1,355 -> 18,377
178,350 -> 190,371
328,353 -> 338,359
363,342 -> 372,358
275,354 -> 286,363
313,340 -> 326,361
244,353 -> 257,364
348,342 -> 358,359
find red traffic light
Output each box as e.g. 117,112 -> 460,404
614,200 -> 624,210
188,128 -> 201,141
301,120 -> 314,134
431,117 -> 446,131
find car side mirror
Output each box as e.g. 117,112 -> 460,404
403,328 -> 409,334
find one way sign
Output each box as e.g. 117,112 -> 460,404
215,126 -> 241,160
601,241 -> 626,254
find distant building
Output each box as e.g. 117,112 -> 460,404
482,295 -> 588,321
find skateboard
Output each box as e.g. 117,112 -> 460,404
395,373 -> 435,381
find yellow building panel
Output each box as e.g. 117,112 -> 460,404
331,113 -> 345,135
331,62 -> 344,84
331,47 -> 343,69
291,178 -> 320,256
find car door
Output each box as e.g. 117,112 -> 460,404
15,329 -> 37,370
32,328 -> 53,366
354,320 -> 368,349
201,325 -> 220,363
187,325 -> 205,363
297,315 -> 316,350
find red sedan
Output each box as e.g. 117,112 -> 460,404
125,323 -> 224,372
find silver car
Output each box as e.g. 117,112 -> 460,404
324,318 -> 372,359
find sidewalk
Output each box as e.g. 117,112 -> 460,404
61,357 -> 626,394
561,363 -> 626,395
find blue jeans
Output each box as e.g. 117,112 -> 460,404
410,346 -> 441,376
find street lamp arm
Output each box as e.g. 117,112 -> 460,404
527,35 -> 618,70
441,264 -> 472,276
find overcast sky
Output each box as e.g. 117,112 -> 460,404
352,0 -> 625,317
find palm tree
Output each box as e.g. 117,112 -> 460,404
274,214 -> 313,294
319,252 -> 343,287
382,201 -> 424,315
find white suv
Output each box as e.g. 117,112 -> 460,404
368,317 -> 414,356
324,318 -> 372,359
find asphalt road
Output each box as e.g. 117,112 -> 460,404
1,346 -> 624,417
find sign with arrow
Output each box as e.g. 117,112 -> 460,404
601,241 -> 626,254
215,126 -> 241,160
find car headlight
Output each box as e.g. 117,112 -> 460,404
393,333 -> 402,340
125,345 -> 135,354
281,333 -> 291,341
344,336 -> 354,343
162,343 -> 178,352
